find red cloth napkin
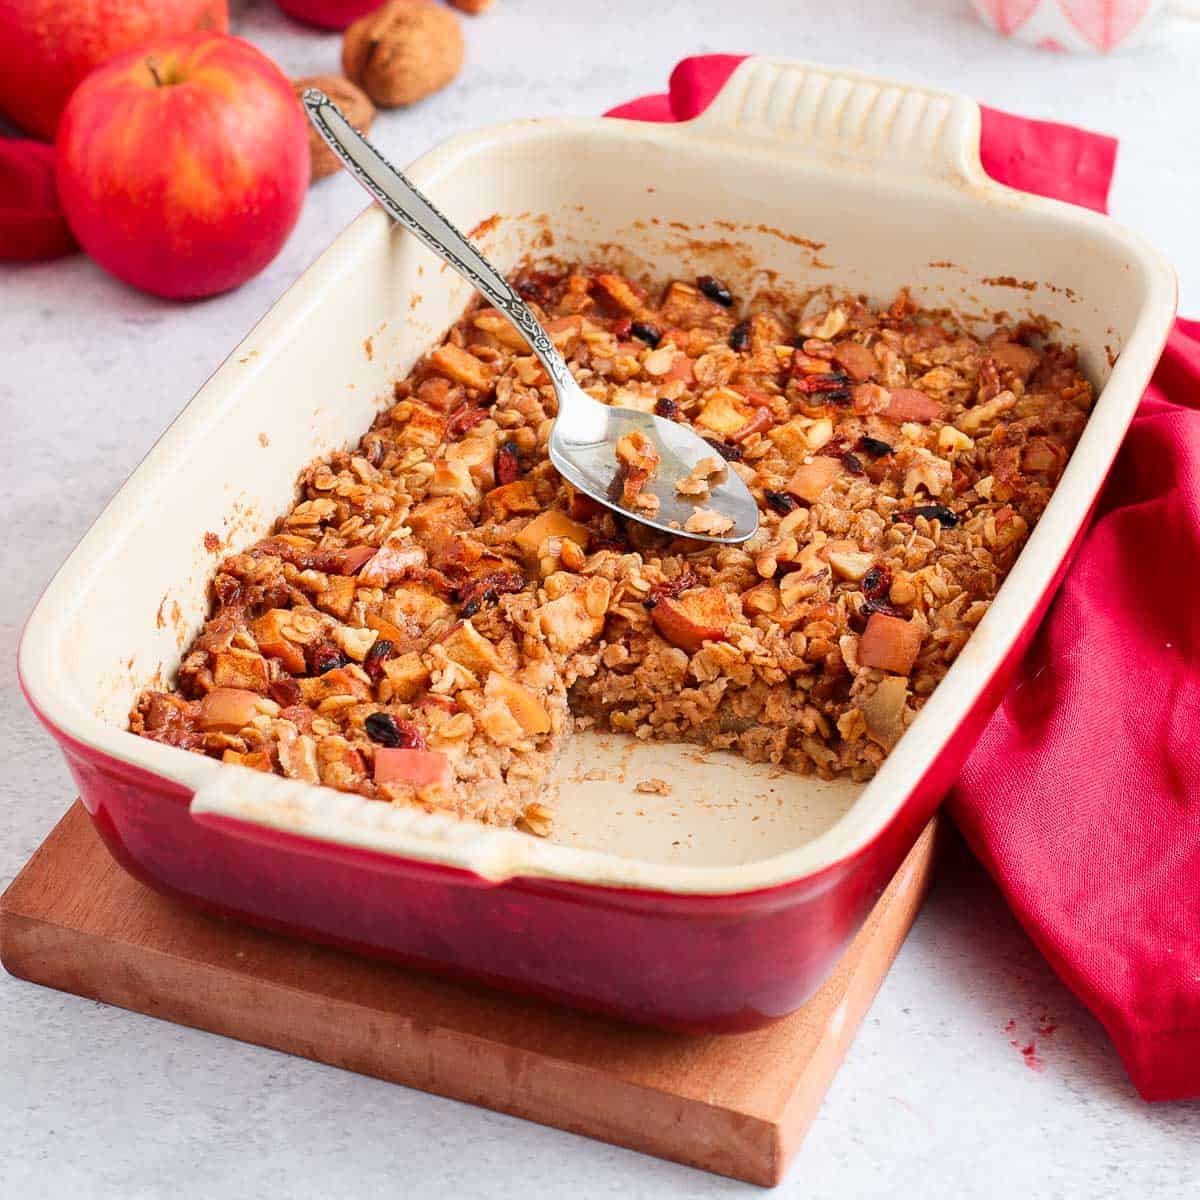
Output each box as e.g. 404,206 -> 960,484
609,55 -> 1199,1103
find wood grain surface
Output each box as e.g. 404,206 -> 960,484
0,803 -> 939,1186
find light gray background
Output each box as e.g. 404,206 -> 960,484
3,1 -> 1199,1196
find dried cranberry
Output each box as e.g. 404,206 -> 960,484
363,638 -> 394,682
841,451 -> 865,475
610,316 -> 633,339
268,678 -> 302,707
630,321 -> 662,347
819,433 -> 852,460
861,564 -> 892,598
862,598 -> 907,620
654,397 -> 679,419
894,504 -> 959,528
456,569 -> 526,618
793,371 -> 852,394
696,275 -> 733,307
858,436 -> 894,458
703,437 -> 743,462
513,270 -> 559,306
729,320 -> 752,352
496,441 -> 521,485
364,712 -> 427,750
305,641 -> 348,675
764,489 -> 799,515
446,405 -> 488,436
646,569 -> 698,609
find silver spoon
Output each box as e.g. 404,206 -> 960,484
302,90 -> 760,546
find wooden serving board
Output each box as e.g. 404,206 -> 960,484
0,803 -> 939,1187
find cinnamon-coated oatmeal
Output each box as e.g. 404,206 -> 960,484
132,264 -> 1093,835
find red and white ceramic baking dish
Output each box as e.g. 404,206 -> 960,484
19,59 -> 1175,1031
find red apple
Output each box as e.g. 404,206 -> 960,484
56,33 -> 310,299
0,0 -> 228,140
275,0 -> 385,30
0,141 -> 77,260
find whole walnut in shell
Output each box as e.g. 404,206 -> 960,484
292,75 -> 376,182
342,0 -> 464,108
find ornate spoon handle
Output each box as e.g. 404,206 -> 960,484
301,89 -> 576,398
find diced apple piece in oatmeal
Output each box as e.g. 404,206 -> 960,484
826,544 -> 876,582
651,587 -> 734,654
212,649 -> 269,693
251,609 -> 307,674
380,652 -> 431,702
695,389 -> 751,438
441,620 -> 506,677
614,429 -> 660,507
485,672 -> 552,736
538,578 -> 610,654
859,613 -> 923,675
374,747 -> 451,788
787,457 -> 842,503
429,343 -> 492,392
515,510 -> 591,559
199,688 -> 262,732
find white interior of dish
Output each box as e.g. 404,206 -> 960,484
21,61 -> 1175,888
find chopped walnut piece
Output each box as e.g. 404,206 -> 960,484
675,455 -> 726,499
683,507 -> 734,536
518,802 -> 553,838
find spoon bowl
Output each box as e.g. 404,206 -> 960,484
549,397 -> 758,541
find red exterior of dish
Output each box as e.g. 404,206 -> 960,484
30,530 -> 1071,1032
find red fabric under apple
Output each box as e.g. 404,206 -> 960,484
609,55 -> 1200,1103
0,139 -> 77,260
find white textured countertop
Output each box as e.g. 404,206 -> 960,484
3,2 -> 1199,1195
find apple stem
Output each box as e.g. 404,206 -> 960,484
146,57 -> 164,87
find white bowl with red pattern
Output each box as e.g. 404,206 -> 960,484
970,0 -> 1198,52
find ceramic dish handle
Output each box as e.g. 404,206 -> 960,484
188,762 -> 549,885
689,57 -> 987,189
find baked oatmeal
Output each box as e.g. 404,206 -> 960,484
132,265 -> 1093,834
